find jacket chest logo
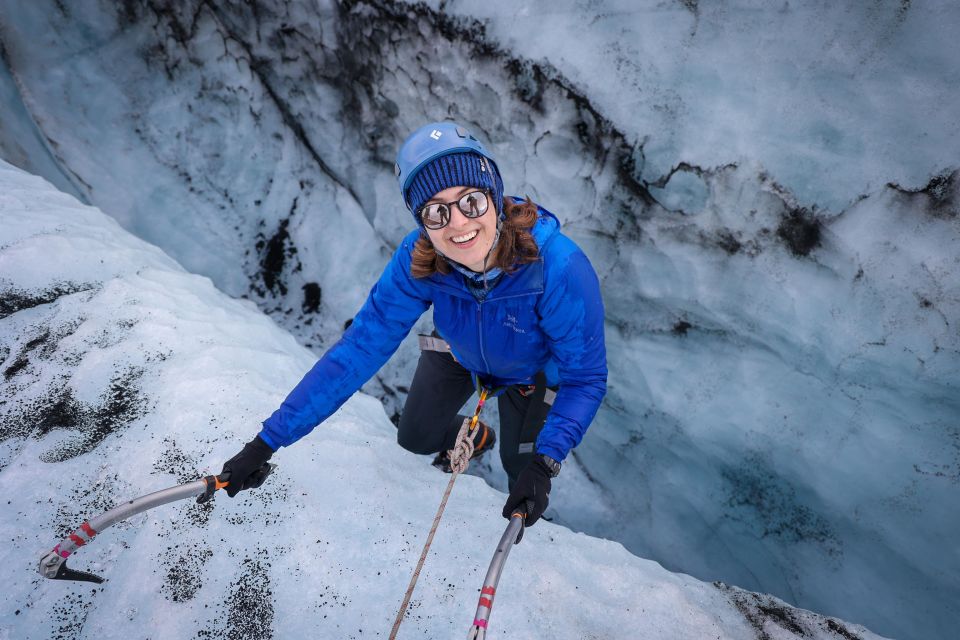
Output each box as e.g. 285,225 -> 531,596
502,313 -> 527,334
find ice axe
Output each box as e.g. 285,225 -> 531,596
37,464 -> 274,583
467,500 -> 532,639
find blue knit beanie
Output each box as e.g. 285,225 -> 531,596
404,152 -> 504,226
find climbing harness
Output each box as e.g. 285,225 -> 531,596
390,387 -> 509,639
417,333 -> 452,354
516,371 -> 557,455
37,466 -> 272,583
467,511 -> 526,639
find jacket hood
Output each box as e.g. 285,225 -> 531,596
527,201 -> 561,252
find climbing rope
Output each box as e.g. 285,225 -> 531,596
389,387 -> 491,639
447,413 -> 477,474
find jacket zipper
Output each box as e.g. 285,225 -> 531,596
477,301 -> 491,374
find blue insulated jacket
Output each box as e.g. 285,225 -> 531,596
258,204 -> 607,462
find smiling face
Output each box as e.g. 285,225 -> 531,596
422,185 -> 498,272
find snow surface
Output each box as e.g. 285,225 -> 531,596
1,3 -> 958,639
0,161 -> 889,639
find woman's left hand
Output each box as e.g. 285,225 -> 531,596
502,457 -> 552,526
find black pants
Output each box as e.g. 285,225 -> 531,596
397,349 -> 553,489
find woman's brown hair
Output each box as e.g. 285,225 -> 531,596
410,196 -> 541,279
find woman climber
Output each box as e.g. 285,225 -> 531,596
220,121 -> 607,527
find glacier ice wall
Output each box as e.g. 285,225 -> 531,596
0,2 -> 958,639
0,158 -> 892,640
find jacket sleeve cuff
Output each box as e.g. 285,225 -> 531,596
257,430 -> 280,451
536,443 -> 567,463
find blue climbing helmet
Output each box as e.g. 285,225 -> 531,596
395,122 -> 504,224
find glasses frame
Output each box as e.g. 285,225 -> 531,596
418,189 -> 491,230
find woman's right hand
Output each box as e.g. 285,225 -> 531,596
220,435 -> 275,497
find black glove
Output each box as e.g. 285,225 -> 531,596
502,457 -> 552,526
220,435 -> 274,498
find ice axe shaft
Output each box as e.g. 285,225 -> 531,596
467,511 -> 526,639
37,464 -> 272,583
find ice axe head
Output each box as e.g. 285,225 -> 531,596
38,549 -> 105,584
